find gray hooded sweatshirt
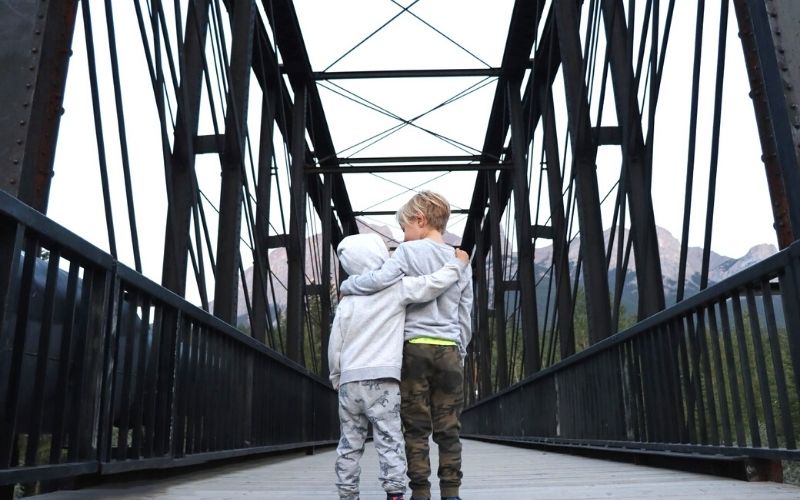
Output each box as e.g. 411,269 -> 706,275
328,234 -> 466,389
340,238 -> 474,358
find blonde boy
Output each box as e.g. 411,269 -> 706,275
340,191 -> 473,500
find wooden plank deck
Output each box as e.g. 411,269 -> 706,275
38,439 -> 800,499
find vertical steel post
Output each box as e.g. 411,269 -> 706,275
473,217 -> 493,396
542,92 -> 575,359
213,0 -> 255,324
554,0 -> 612,343
487,173 -> 508,387
319,173 -> 333,377
251,88 -> 277,344
733,0 -> 800,247
162,0 -> 211,297
600,0 -> 666,320
286,85 -> 307,363
0,0 -> 78,211
507,81 -> 540,375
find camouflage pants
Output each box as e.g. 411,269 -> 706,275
401,342 -> 464,499
335,379 -> 407,500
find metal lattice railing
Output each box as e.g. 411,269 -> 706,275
464,238 -> 800,460
0,189 -> 337,488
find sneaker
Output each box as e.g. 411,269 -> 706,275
386,494 -> 404,500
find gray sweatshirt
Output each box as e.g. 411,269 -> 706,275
328,234 -> 467,390
340,238 -> 474,358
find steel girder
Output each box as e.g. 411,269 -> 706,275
0,0 -> 79,212
162,0 -> 211,298
213,0 -> 256,324
733,0 -> 800,249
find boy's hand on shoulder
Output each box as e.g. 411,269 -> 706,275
455,248 -> 470,264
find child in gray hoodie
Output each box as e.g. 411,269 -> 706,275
329,233 -> 468,500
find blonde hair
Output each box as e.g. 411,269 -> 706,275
396,190 -> 450,232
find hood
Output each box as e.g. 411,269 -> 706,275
336,233 -> 389,275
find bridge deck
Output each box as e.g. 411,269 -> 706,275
37,440 -> 800,499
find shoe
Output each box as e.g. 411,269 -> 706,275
387,494 -> 405,500
442,497 -> 462,500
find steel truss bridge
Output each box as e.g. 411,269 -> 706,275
1,0 -> 800,496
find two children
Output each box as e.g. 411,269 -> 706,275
330,191 -> 473,500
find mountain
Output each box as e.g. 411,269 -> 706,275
230,221 -> 777,326
231,220 -> 463,324
530,226 -> 777,313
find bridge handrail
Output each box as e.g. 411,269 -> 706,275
463,237 -> 800,461
0,189 -> 337,488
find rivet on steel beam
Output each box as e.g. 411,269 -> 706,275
12,159 -> 19,165
19,120 -> 26,126
25,83 -> 32,88
31,48 -> 38,54
28,66 -> 35,71
8,178 -> 16,185
775,31 -> 781,36
16,139 -> 22,145
34,30 -> 41,35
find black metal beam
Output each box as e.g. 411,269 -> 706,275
264,0 -> 358,236
162,0 -> 210,297
460,0 -> 548,254
542,92 -> 575,359
248,14 -> 344,248
213,0 -> 255,324
732,0 -> 800,248
313,68 -> 502,80
507,81 -> 540,375
307,163 -> 512,174
554,0 -> 612,343
341,155 -> 484,164
251,88 -> 277,345
599,0 -> 665,319
0,0 -> 78,211
286,84 -> 307,363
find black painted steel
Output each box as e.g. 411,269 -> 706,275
464,238 -> 800,460
0,190 -> 337,488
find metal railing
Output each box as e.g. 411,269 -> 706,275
0,190 -> 337,488
463,239 -> 800,460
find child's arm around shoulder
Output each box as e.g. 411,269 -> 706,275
400,248 -> 470,305
340,243 -> 411,296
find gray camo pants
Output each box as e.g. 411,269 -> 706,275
335,379 -> 406,499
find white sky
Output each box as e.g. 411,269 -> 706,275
48,0 -> 778,302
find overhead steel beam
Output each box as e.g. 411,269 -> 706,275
340,155 -> 484,164
264,0 -> 358,236
313,68 -> 502,79
0,0 -> 78,211
461,1 -> 549,253
308,163 -> 512,174
248,15 -> 344,247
